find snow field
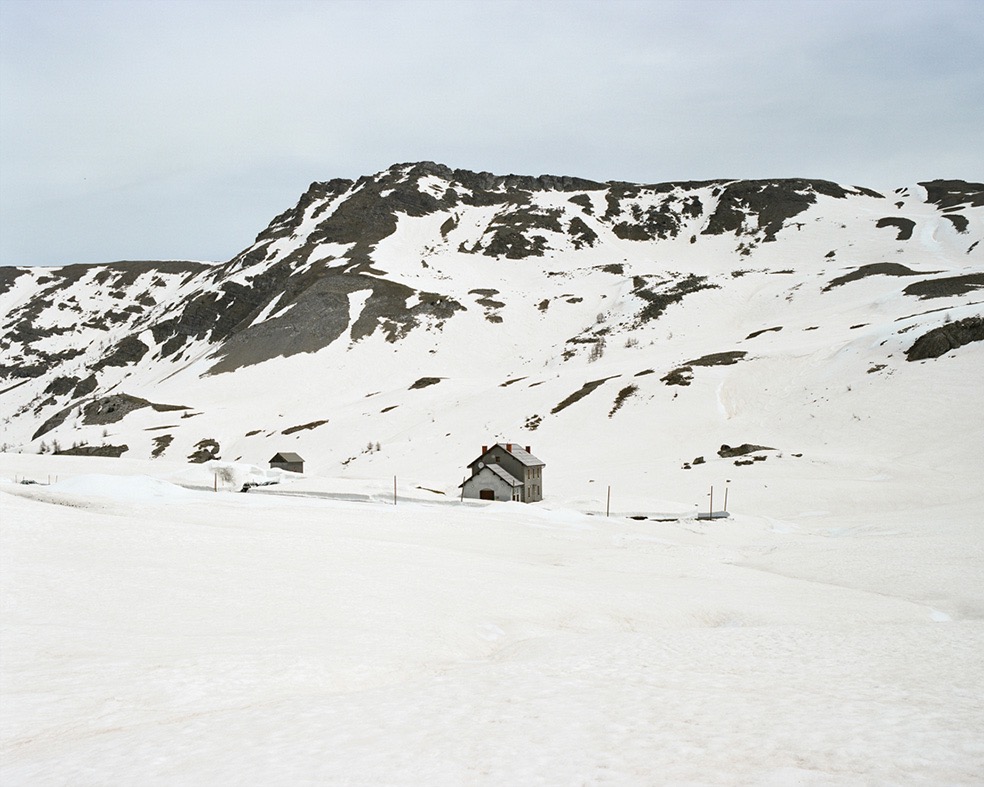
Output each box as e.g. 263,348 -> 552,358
2,456 -> 982,784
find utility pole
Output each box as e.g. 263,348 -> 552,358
709,485 -> 714,519
606,485 -> 611,517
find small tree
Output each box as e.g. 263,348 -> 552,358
589,336 -> 606,362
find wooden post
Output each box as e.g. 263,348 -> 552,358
709,485 -> 713,519
393,476 -> 397,506
214,473 -> 217,492
606,485 -> 611,517
724,484 -> 729,513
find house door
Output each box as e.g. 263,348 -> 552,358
479,489 -> 495,500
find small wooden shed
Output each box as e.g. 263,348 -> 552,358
270,452 -> 304,473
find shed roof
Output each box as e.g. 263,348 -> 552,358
270,452 -> 304,463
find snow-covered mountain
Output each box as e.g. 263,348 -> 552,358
3,164 -> 984,783
1,163 -> 981,501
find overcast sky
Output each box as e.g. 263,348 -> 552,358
1,0 -> 981,267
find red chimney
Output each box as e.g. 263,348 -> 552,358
526,445 -> 531,453
482,445 -> 488,454
506,443 -> 512,452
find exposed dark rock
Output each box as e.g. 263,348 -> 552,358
55,444 -> 129,458
661,367 -> 693,386
440,215 -> 458,237
82,394 -> 153,425
905,317 -> 984,361
823,263 -> 928,291
718,443 -> 774,458
613,199 -> 682,241
282,419 -> 329,435
943,214 -> 969,233
632,274 -> 717,324
551,376 -> 619,414
0,363 -> 47,380
151,434 -> 173,458
689,351 -> 747,366
93,335 -> 150,370
875,217 -> 915,241
471,289 -> 505,310
903,273 -> 984,300
609,384 -> 638,417
919,180 -> 984,210
409,377 -> 442,389
745,326 -> 783,339
150,402 -> 192,413
32,405 -> 76,440
568,194 -> 594,214
44,376 -> 80,396
480,207 -> 562,259
568,217 -> 598,248
73,375 -> 98,399
253,179 -> 354,245
188,438 -> 220,463
660,352 -> 745,387
0,266 -> 27,296
701,180 -> 852,242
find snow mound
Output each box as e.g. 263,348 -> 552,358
48,474 -> 197,501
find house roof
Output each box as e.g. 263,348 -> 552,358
468,442 -> 545,468
485,463 -> 523,487
270,452 -> 304,463
460,462 -> 523,488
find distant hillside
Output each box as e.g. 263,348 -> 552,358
1,164 -> 981,496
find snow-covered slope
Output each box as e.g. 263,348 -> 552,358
1,164 -> 982,504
